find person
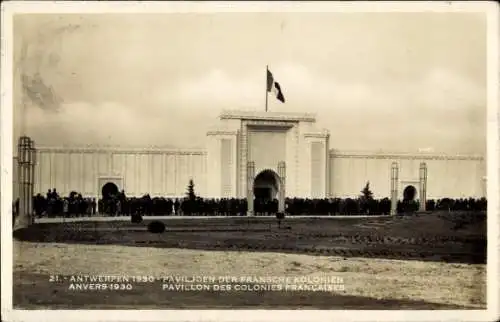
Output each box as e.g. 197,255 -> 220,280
91,198 -> 96,215
63,198 -> 69,217
116,199 -> 122,216
46,189 -> 54,216
12,199 -> 19,227
174,199 -> 180,216
34,194 -> 44,218
14,198 -> 19,217
119,189 -> 126,201
52,188 -> 61,216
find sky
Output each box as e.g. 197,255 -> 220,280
13,12 -> 487,154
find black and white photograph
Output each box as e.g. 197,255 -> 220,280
1,1 -> 499,321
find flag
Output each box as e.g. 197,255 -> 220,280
274,82 -> 285,103
266,69 -> 285,103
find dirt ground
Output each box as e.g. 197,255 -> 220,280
12,213 -> 486,309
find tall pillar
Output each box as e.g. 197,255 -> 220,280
419,162 -> 427,212
16,136 -> 35,229
28,141 -> 36,224
17,142 -> 25,228
246,161 -> 255,216
277,161 -> 286,213
390,162 -> 399,216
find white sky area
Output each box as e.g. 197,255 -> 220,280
13,13 -> 486,154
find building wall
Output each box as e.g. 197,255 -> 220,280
302,134 -> 329,199
18,146 -> 486,200
32,147 -> 207,198
328,151 -> 486,199
206,112 -> 318,199
205,131 -> 239,198
13,110 -> 486,201
248,128 -> 287,174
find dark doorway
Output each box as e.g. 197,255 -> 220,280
253,169 -> 279,202
403,185 -> 417,201
254,187 -> 272,200
102,182 -> 119,200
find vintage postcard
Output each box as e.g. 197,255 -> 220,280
1,1 -> 499,321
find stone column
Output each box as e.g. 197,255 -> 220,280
16,142 -> 26,228
240,123 -> 248,199
16,136 -> 35,229
419,162 -> 427,212
278,161 -> 286,213
390,162 -> 399,216
29,141 -> 36,224
246,161 -> 255,216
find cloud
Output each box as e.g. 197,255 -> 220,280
13,14 -> 486,154
416,68 -> 485,112
166,69 -> 263,110
18,63 -> 485,153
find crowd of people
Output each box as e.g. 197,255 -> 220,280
32,189 -> 97,217
12,187 -> 488,218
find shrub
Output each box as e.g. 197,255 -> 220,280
148,221 -> 166,233
186,179 -> 196,200
131,213 -> 143,223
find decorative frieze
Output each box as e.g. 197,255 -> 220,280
221,110 -> 316,123
304,132 -> 330,139
37,146 -> 207,156
330,150 -> 484,161
246,121 -> 295,128
206,130 -> 238,136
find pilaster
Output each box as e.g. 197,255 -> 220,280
278,161 -> 286,212
391,162 -> 399,215
419,162 -> 427,211
246,161 -> 255,216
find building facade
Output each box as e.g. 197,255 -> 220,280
13,111 -> 487,201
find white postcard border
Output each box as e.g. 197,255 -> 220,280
1,1 -> 498,322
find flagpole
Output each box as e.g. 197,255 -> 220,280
265,65 -> 269,112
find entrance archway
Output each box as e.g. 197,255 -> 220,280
403,185 -> 417,201
253,169 -> 280,201
102,182 -> 119,200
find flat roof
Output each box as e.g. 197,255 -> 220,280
330,149 -> 484,161
26,146 -> 484,160
220,110 -> 316,122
